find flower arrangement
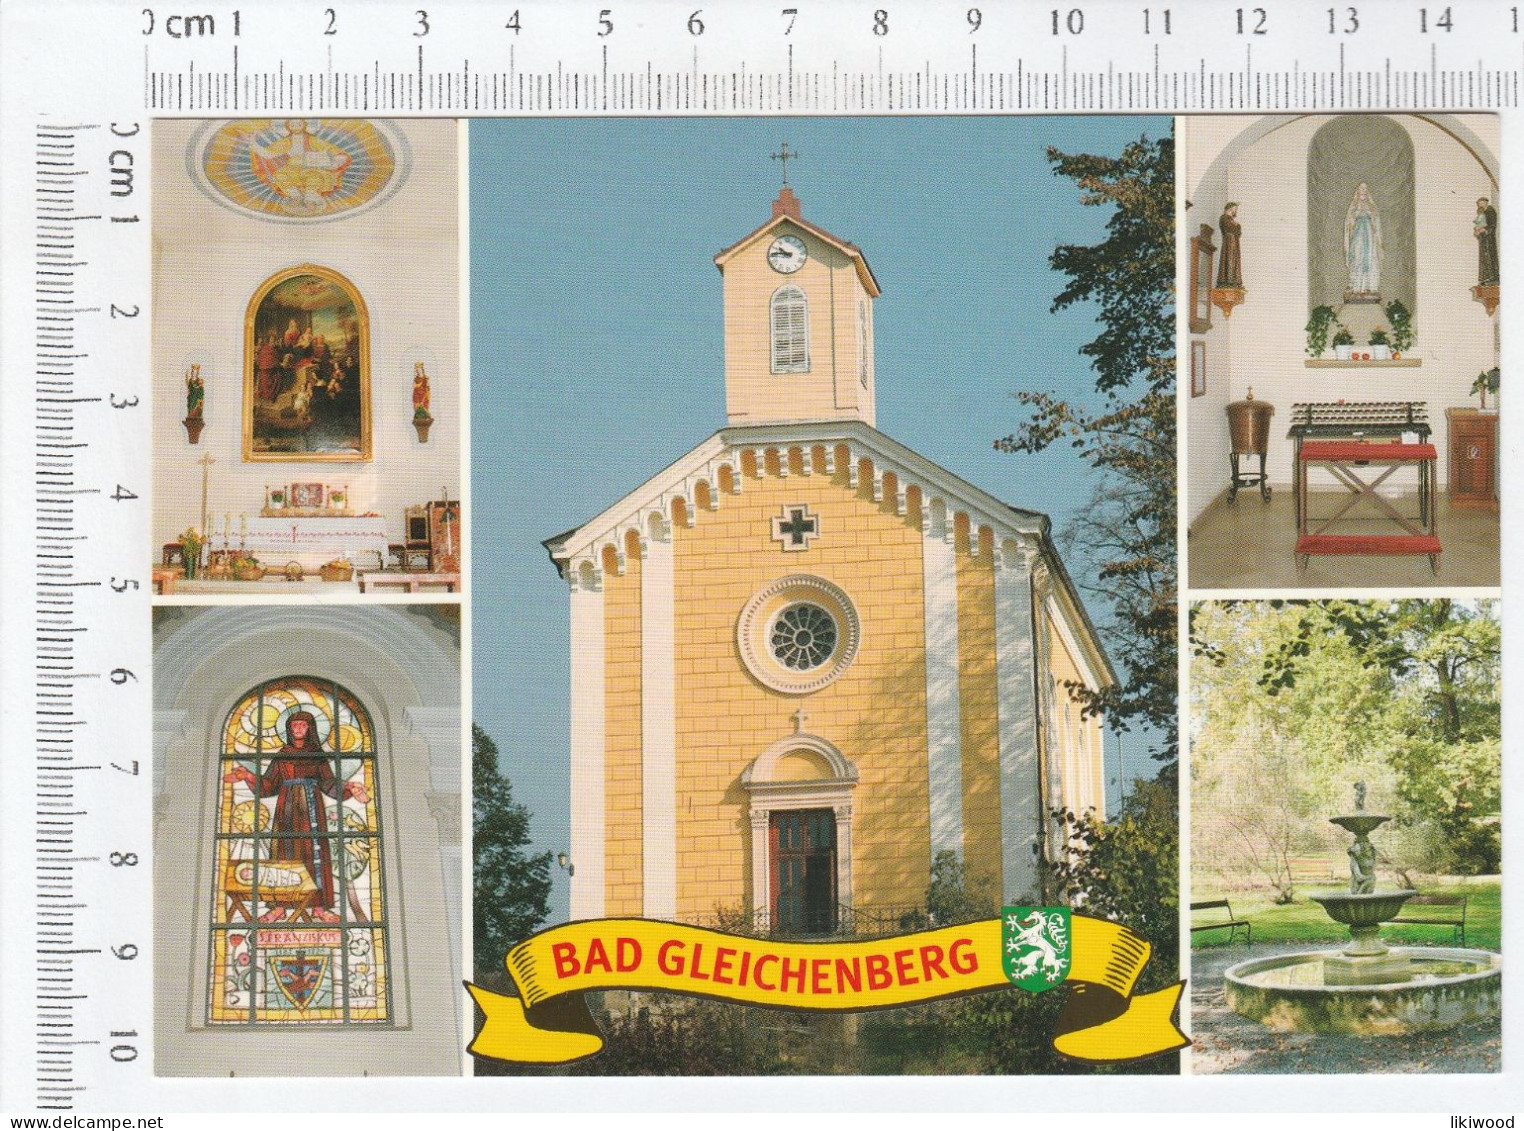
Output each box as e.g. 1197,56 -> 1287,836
231,555 -> 266,581
179,526 -> 204,579
319,557 -> 354,582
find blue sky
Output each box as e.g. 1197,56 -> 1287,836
469,116 -> 1172,919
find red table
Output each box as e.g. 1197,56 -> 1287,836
1295,440 -> 1440,574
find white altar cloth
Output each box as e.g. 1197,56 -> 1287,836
240,516 -> 390,569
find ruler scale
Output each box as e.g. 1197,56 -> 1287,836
33,121 -> 99,1112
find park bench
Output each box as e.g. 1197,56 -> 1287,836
1390,893 -> 1467,945
1190,899 -> 1252,946
1288,856 -> 1342,888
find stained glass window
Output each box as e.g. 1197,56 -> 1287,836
208,677 -> 390,1025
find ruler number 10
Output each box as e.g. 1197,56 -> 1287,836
1051,8 -> 1083,34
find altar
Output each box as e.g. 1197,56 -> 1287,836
242,515 -> 391,570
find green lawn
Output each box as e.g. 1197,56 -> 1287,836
1192,876 -> 1500,951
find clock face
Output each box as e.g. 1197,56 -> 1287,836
767,234 -> 808,274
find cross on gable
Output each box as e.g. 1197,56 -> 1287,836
771,504 -> 819,552
770,141 -> 800,185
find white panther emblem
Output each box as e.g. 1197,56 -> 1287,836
1005,909 -> 1070,984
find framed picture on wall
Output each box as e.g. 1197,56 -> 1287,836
244,263 -> 372,462
1189,224 -> 1216,334
1191,340 -> 1207,398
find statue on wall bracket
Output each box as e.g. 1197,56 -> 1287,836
1210,202 -> 1246,319
1473,195 -> 1500,315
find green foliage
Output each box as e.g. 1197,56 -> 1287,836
1473,366 -> 1500,396
1194,601 -> 1501,891
1331,326 -> 1356,347
1367,329 -> 1390,346
924,849 -> 996,926
1305,305 -> 1339,357
995,135 -> 1177,762
1193,877 -> 1500,952
472,725 -> 552,987
1384,299 -> 1415,352
1050,775 -> 1179,984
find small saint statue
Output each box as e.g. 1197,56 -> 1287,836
1216,202 -> 1243,288
1475,196 -> 1499,287
185,364 -> 204,419
412,362 -> 432,417
1344,183 -> 1383,298
1353,780 -> 1366,811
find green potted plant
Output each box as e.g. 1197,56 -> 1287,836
1472,366 -> 1500,413
1305,305 -> 1339,358
1332,325 -> 1356,360
1384,299 -> 1415,357
1367,329 -> 1391,361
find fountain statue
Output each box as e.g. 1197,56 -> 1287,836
1222,782 -> 1500,1034
1308,785 -> 1417,981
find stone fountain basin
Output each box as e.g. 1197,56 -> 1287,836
1309,888 -> 1418,927
1328,814 -> 1392,837
1224,947 -> 1500,1035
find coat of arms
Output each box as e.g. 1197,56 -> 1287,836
270,953 -> 330,1010
1001,906 -> 1072,993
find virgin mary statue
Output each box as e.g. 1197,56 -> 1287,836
1344,182 -> 1383,298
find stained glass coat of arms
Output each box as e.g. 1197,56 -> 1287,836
209,677 -> 391,1024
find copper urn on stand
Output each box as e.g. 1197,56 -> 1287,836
1225,388 -> 1274,503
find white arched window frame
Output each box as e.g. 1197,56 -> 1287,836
770,284 -> 810,374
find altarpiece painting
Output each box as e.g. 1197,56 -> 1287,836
244,264 -> 372,461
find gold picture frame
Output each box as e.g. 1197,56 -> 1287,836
243,263 -> 372,462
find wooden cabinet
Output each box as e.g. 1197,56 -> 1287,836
1446,408 -> 1498,510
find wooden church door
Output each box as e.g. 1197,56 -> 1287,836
769,809 -> 837,935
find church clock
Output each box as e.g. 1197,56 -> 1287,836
767,234 -> 808,273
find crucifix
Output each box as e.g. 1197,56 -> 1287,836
196,452 -> 216,543
771,141 -> 800,185
792,708 -> 808,734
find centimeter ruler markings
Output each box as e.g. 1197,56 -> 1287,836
34,120 -> 104,1111
147,41 -> 1524,113
30,114 -> 148,1111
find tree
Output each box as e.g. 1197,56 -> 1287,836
473,724 -> 552,986
996,135 -> 1176,763
1050,775 -> 1179,969
1194,601 -> 1502,888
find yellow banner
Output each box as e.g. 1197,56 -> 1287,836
467,915 -> 1186,1066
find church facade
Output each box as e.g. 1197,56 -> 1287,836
547,187 -> 1114,934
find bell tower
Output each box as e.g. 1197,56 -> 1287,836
713,153 -> 881,427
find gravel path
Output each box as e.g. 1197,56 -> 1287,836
1189,942 -> 1500,1075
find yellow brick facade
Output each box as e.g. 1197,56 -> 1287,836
597,447 -> 933,921
1045,612 -> 1107,819
603,538 -> 644,916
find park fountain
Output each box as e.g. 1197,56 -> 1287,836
1223,783 -> 1500,1034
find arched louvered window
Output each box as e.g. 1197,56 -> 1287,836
770,285 -> 810,374
208,676 -> 391,1025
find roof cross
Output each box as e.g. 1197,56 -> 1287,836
770,141 -> 800,185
